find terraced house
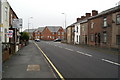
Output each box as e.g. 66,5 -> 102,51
88,5 -> 120,49
67,5 -> 120,50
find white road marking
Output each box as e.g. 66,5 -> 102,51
58,46 -> 62,48
84,54 -> 93,57
55,45 -> 57,46
76,51 -> 92,57
65,48 -> 74,51
77,51 -> 85,55
101,59 -> 120,66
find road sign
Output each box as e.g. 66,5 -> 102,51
7,30 -> 13,38
12,19 -> 23,28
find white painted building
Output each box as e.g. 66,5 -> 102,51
1,0 -> 10,43
74,22 -> 81,44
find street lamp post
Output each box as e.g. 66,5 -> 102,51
28,17 -> 33,33
62,13 -> 67,41
28,17 -> 33,40
61,13 -> 66,29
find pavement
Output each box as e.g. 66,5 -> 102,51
2,41 -> 56,78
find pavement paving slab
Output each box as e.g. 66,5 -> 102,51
2,41 -> 56,78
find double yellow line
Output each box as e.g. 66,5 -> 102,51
34,42 -> 65,80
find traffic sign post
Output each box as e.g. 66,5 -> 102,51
0,0 -> 2,79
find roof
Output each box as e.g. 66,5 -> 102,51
37,27 -> 45,32
23,29 -> 36,33
46,26 -> 62,32
89,5 -> 120,19
67,22 -> 76,29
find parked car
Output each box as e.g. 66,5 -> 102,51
54,38 -> 62,42
35,39 -> 40,42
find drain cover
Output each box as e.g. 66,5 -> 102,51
27,65 -> 40,71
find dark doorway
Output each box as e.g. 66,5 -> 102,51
98,33 -> 101,45
95,33 -> 97,45
85,35 -> 87,44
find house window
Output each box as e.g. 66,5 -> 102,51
5,7 -> 8,21
76,26 -> 78,33
52,32 -> 54,35
116,35 -> 120,45
4,29 -> 7,42
11,14 -> 13,25
82,26 -> 85,32
103,17 -> 107,27
91,22 -> 94,29
62,36 -> 64,39
77,35 -> 78,42
90,34 -> 94,42
52,36 -> 54,39
58,36 -> 60,39
103,32 -> 107,43
62,32 -> 64,35
116,14 -> 120,24
38,36 -> 40,38
58,32 -> 60,35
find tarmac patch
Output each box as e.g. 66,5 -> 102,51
27,65 -> 40,71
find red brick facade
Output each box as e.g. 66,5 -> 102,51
33,26 -> 65,41
67,6 -> 120,49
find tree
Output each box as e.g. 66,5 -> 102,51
20,32 -> 29,41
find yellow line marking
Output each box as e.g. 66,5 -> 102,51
34,42 -> 65,80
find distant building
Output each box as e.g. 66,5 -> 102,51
24,29 -> 36,40
66,23 -> 75,44
33,26 -> 65,41
42,26 -> 65,41
33,27 -> 44,40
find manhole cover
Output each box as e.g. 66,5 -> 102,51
27,65 -> 40,71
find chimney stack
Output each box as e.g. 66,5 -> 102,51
92,10 -> 98,16
81,16 -> 86,19
76,18 -> 81,22
86,13 -> 91,18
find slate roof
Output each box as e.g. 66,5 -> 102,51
23,29 -> 36,33
37,27 -> 45,32
89,5 -> 120,19
46,26 -> 62,32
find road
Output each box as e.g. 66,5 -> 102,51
35,41 -> 120,78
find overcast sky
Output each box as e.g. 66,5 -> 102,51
7,0 -> 120,30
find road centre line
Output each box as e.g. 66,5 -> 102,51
76,51 -> 92,57
34,42 -> 65,80
58,46 -> 62,48
101,59 -> 120,66
65,48 -> 74,51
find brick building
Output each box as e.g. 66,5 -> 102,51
80,13 -> 91,45
88,6 -> 120,49
42,26 -> 65,40
66,23 -> 75,44
33,27 -> 44,40
33,26 -> 65,41
66,5 -> 120,49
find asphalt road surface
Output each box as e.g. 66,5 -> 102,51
35,41 -> 120,78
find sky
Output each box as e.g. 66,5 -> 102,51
7,0 -> 120,30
